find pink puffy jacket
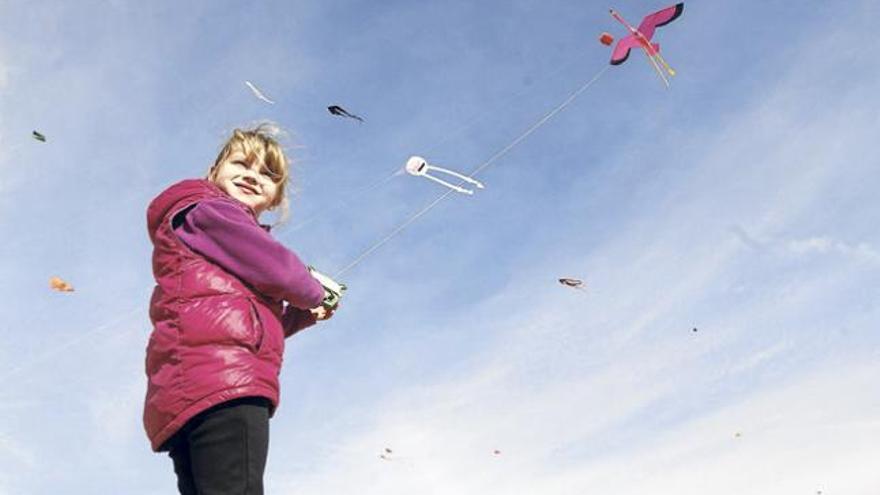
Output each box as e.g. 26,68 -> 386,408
143,179 -> 308,451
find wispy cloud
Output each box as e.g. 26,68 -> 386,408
785,236 -> 880,264
731,226 -> 880,266
271,355 -> 880,495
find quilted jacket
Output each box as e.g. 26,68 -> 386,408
143,179 -> 321,451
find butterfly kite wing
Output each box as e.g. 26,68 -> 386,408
610,34 -> 643,65
635,3 -> 684,43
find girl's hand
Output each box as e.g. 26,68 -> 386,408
310,304 -> 337,321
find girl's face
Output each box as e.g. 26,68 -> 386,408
211,150 -> 279,216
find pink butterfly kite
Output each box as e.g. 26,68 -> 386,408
608,3 -> 684,87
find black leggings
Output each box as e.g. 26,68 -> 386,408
166,397 -> 271,495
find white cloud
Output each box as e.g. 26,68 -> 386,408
786,236 -> 880,264
270,355 -> 880,495
724,341 -> 790,375
731,226 -> 880,266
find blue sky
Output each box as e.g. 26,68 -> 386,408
1,1 -> 879,493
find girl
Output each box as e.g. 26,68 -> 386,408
143,124 -> 334,494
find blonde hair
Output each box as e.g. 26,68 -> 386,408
208,123 -> 291,221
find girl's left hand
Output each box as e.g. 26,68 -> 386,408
310,304 -> 337,321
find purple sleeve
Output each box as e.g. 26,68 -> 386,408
282,305 -> 318,337
173,198 -> 325,309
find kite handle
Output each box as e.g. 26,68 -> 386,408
308,266 -> 347,309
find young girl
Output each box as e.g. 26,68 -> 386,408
143,124 -> 334,494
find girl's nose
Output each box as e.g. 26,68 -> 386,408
240,169 -> 259,183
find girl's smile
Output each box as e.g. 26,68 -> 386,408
234,181 -> 260,195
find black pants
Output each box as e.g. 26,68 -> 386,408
166,397 -> 271,495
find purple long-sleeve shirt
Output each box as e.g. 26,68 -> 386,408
173,197 -> 325,336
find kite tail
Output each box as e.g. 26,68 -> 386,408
642,49 -> 670,87
653,50 -> 676,77
644,42 -> 675,78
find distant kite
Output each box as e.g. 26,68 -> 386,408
32,130 -> 46,142
244,81 -> 276,104
608,3 -> 683,87
49,276 -> 74,292
327,105 -> 364,123
404,155 -> 484,195
558,278 -> 585,290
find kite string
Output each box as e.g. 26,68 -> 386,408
467,65 -> 609,180
418,54 -> 589,157
334,65 -> 610,278
286,167 -> 403,233
334,189 -> 454,278
282,54 -> 586,239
